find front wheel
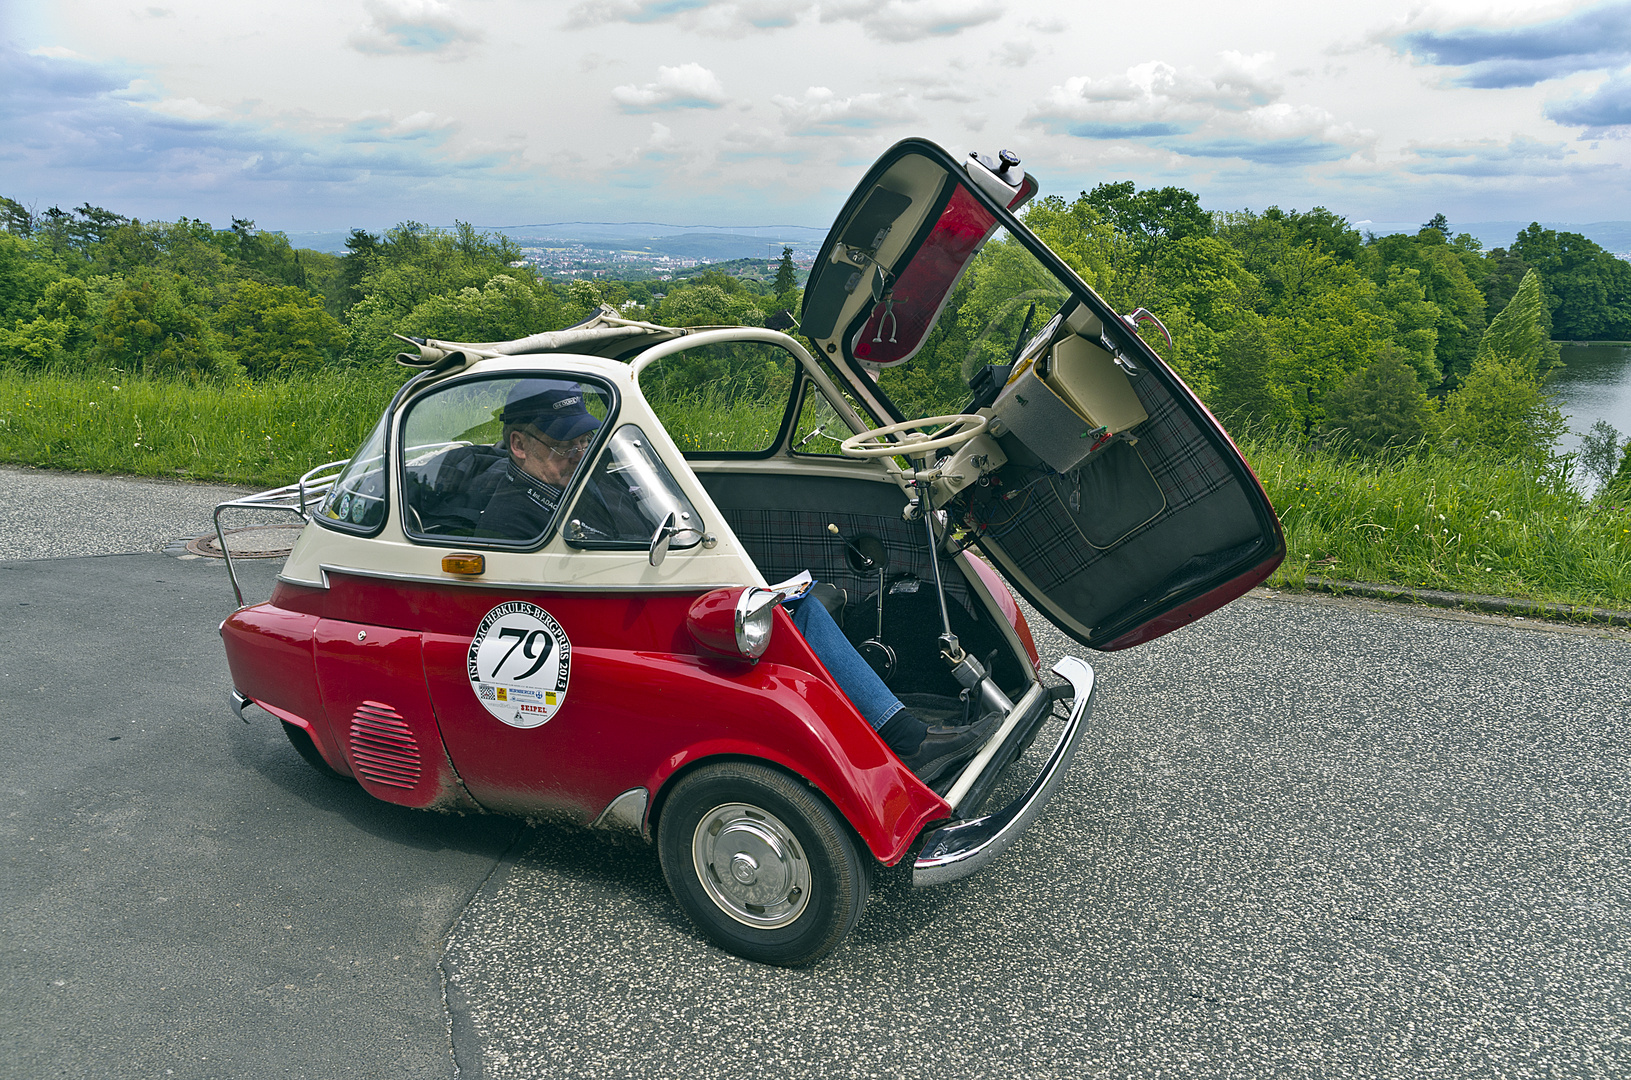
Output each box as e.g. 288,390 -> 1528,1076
657,762 -> 870,966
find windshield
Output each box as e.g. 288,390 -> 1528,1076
318,410 -> 390,534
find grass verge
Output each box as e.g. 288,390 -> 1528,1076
4,369 -> 1628,611
1241,431 -> 1631,610
0,368 -> 406,487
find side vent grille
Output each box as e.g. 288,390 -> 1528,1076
349,701 -> 423,789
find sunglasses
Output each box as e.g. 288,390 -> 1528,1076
523,429 -> 592,459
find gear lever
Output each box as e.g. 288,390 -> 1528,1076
827,523 -> 896,682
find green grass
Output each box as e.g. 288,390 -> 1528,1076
1241,430 -> 1631,609
4,368 -> 1628,611
0,368 -> 405,487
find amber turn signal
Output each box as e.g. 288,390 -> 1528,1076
441,553 -> 485,575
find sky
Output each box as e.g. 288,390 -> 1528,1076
2,0 -> 1629,235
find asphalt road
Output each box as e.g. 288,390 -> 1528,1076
3,466 -> 1629,1078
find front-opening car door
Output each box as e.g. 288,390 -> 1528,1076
800,138 -> 1285,650
395,365 -> 747,819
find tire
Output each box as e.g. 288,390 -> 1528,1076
281,720 -> 353,782
657,762 -> 870,967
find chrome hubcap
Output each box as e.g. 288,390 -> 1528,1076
692,802 -> 810,929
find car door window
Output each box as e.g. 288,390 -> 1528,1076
399,374 -> 614,547
639,340 -> 796,455
563,424 -> 702,549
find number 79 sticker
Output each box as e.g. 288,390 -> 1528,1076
467,601 -> 572,728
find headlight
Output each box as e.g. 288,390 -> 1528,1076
734,587 -> 776,659
686,587 -> 777,662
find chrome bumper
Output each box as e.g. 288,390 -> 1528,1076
912,656 -> 1095,887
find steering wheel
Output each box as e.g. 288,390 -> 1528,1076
839,414 -> 988,459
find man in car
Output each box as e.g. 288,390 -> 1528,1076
476,381 -> 640,543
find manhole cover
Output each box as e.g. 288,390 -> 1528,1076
185,525 -> 305,559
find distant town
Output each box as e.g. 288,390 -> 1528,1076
515,243 -> 816,285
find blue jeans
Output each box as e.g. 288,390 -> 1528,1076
788,595 -> 904,731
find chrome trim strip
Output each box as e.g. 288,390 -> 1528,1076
311,563 -> 744,594
913,656 -> 1095,887
277,570 -> 330,591
589,787 -> 651,840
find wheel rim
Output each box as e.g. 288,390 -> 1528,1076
691,802 -> 811,929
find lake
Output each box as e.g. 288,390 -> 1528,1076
1547,341 -> 1631,491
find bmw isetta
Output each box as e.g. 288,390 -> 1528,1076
218,138 -> 1285,965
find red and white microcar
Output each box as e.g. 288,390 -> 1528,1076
219,139 -> 1284,965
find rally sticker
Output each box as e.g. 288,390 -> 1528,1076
467,601 -> 571,729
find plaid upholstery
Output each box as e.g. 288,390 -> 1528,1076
721,507 -> 972,613
1129,376 -> 1235,514
965,373 -> 1239,594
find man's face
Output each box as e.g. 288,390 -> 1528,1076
509,425 -> 590,487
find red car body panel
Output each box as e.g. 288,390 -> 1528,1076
221,604 -> 353,778
312,619 -> 476,809
226,576 -> 949,864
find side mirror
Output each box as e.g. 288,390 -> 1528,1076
649,512 -> 677,567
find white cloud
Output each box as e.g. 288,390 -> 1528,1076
994,40 -> 1035,68
566,0 -> 1000,40
772,86 -> 920,132
568,0 -> 812,35
146,97 -> 229,121
1028,52 -> 1370,166
29,45 -> 89,60
611,63 -> 730,111
896,70 -> 980,103
1401,134 -> 1602,178
349,0 -> 483,58
822,0 -> 1003,42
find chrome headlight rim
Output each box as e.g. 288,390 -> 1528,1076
733,586 -> 777,659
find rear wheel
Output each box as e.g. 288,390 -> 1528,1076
281,720 -> 353,781
657,762 -> 870,966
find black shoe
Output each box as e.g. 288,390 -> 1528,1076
901,722 -> 988,786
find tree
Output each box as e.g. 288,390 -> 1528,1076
773,247 -> 796,295
354,221 -> 527,324
1,196 -> 36,236
1422,213 -> 1450,234
0,277 -> 94,367
1364,230 -> 1486,385
1579,419 -> 1625,490
1437,350 -> 1565,457
1439,269 -> 1566,457
213,280 -> 349,376
95,274 -> 230,378
348,273 -> 565,362
1208,311 -> 1296,427
1085,182 -> 1212,249
1020,193 -> 1118,296
1480,247 -> 1530,313
1476,269 -> 1559,379
656,282 -> 766,329
1318,346 -> 1434,451
1377,265 -> 1443,385
1602,439 -> 1631,503
1510,224 -> 1631,340
0,232 -> 59,326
